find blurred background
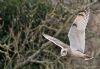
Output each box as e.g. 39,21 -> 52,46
0,0 -> 100,69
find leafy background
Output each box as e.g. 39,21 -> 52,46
0,0 -> 100,69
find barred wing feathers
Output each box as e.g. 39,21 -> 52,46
68,8 -> 90,53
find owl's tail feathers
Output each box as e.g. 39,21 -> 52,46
84,55 -> 94,61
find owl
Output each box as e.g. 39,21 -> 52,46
43,8 -> 93,60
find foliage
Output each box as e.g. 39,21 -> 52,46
0,0 -> 100,69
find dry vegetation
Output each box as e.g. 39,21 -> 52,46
0,0 -> 100,69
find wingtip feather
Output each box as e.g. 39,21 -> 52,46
42,34 -> 48,38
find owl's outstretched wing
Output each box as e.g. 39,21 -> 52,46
68,8 -> 90,53
43,34 -> 69,49
43,33 -> 93,60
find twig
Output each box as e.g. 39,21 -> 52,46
30,60 -> 53,64
14,41 -> 50,69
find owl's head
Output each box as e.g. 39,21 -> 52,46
61,48 -> 68,56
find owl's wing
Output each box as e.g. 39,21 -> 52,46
68,26 -> 85,53
43,34 -> 69,49
68,8 -> 90,53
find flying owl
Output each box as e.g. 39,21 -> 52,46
43,8 -> 93,60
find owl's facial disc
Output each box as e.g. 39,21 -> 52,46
61,48 -> 68,56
